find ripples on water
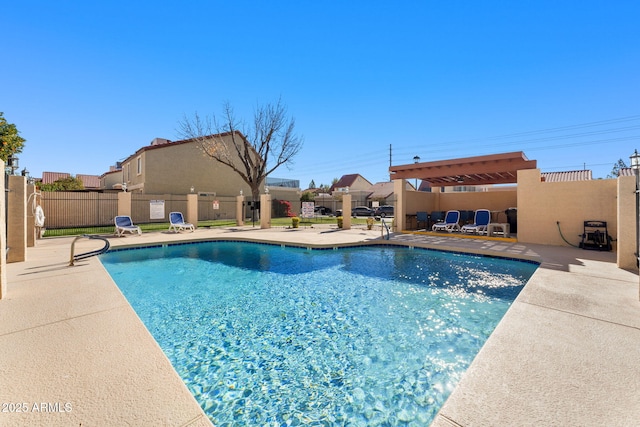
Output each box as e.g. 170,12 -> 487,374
101,242 -> 537,426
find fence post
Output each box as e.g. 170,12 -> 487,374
260,194 -> 271,229
236,195 -> 245,226
0,162 -> 6,299
7,175 -> 27,263
117,191 -> 132,217
186,193 -> 198,228
342,194 -> 352,230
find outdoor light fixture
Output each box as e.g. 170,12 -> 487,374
265,186 -> 269,194
190,185 -> 195,193
122,182 -> 127,192
6,155 -> 19,175
240,189 -> 243,196
630,149 -> 640,268
413,155 -> 420,189
630,149 -> 640,171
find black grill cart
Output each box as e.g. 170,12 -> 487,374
579,221 -> 612,251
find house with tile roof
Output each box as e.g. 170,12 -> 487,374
100,167 -> 124,190
77,174 -> 101,189
368,181 -> 414,205
41,172 -> 71,184
41,171 -> 101,190
330,174 -> 372,193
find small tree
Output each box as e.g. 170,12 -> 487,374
0,112 -> 26,162
607,158 -> 627,178
38,176 -> 85,191
301,191 -> 315,202
179,99 -> 303,206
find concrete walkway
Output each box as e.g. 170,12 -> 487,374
0,226 -> 638,426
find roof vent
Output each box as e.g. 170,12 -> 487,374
150,138 -> 171,146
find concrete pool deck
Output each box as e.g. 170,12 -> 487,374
0,226 -> 638,426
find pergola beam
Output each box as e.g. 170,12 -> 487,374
389,151 -> 536,186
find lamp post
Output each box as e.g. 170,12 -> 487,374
5,155 -> 19,175
413,155 -> 420,190
630,149 -> 640,268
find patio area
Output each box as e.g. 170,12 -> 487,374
0,226 -> 638,426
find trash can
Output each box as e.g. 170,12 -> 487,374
505,208 -> 517,234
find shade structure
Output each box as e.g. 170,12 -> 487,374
389,151 -> 537,186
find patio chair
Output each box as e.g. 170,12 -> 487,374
429,211 -> 445,229
432,210 -> 460,232
115,215 -> 141,236
461,209 -> 491,234
169,212 -> 195,233
416,211 -> 428,230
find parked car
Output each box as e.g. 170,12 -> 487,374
351,206 -> 375,217
314,206 -> 332,215
374,205 -> 394,218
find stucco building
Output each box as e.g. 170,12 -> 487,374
116,132 -> 257,197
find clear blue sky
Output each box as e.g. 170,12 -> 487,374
4,1 -> 639,188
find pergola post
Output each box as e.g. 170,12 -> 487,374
393,179 -> 406,232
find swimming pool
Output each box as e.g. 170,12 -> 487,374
100,241 -> 537,426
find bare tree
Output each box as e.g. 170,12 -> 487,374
178,99 -> 303,204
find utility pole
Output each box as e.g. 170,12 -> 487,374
389,144 -> 392,181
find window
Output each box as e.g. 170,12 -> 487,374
136,156 -> 142,175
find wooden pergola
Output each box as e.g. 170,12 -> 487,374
389,151 -> 537,186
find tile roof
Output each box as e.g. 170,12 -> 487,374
329,174 -> 372,192
618,167 -> 634,177
77,174 -> 101,188
41,172 -> 71,184
367,182 -> 394,199
540,170 -> 592,182
368,181 -> 414,199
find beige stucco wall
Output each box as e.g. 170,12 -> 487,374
439,190 -> 517,219
517,169 -> 618,248
617,175 -> 636,270
404,190 -> 437,215
401,187 -> 516,220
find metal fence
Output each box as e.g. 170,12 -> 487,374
131,194 -> 189,224
41,192 -> 118,228
198,195 -> 237,221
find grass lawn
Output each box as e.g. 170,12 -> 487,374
42,216 -> 381,237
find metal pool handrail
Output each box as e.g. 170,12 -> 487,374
69,235 -> 110,266
381,218 -> 390,240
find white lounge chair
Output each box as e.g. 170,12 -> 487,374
432,210 -> 460,232
461,209 -> 491,234
169,212 -> 194,233
115,215 -> 141,236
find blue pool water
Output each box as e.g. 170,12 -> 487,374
100,241 -> 537,426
